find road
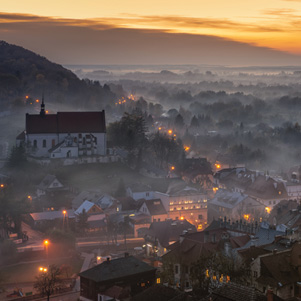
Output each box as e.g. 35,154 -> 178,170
76,237 -> 144,247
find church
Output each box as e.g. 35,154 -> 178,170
17,101 -> 107,159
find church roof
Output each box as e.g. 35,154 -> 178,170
26,111 -> 106,134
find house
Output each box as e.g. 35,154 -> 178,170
139,199 -> 168,222
268,199 -> 301,229
210,282 -> 283,301
162,218 -> 255,289
126,183 -> 154,201
214,168 -> 287,209
29,209 -> 75,227
208,189 -> 266,222
284,180 -> 301,200
72,190 -> 115,211
74,200 -> 103,215
79,255 -> 157,301
87,214 -> 107,232
17,101 -> 106,158
115,196 -> 138,212
144,219 -> 197,256
154,185 -> 208,230
36,174 -> 65,197
250,243 -> 301,300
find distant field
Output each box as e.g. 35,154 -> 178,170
55,162 -> 182,194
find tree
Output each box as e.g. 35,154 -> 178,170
76,210 -> 89,234
7,145 -> 27,168
190,115 -> 199,127
115,178 -> 126,197
174,114 -> 185,127
34,264 -> 61,301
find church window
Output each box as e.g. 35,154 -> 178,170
83,137 -> 86,145
43,140 -> 47,148
52,139 -> 55,147
33,140 -> 37,148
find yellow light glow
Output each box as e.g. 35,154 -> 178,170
168,130 -> 172,135
39,267 -> 43,271
36,99 -> 39,103
25,95 -> 29,99
171,166 -> 175,170
0,184 -> 4,188
62,210 -> 67,215
184,146 -> 190,151
243,214 -> 249,221
44,240 -> 49,245
213,187 -> 219,193
180,216 -> 184,220
265,207 -> 271,214
215,164 -> 221,169
46,110 -> 49,114
43,268 -> 47,272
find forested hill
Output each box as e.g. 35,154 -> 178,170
0,41 -> 116,109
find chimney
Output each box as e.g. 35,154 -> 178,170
106,257 -> 111,263
266,289 -> 274,301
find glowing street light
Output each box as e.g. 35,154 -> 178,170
168,129 -> 173,135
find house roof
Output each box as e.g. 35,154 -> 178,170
79,256 -> 156,283
30,209 -> 74,221
103,286 -> 129,300
16,131 -> 25,140
72,190 -> 103,209
268,200 -> 301,227
258,249 -> 300,287
166,185 -> 204,197
145,220 -> 197,248
37,174 -> 61,190
210,189 -> 248,209
238,246 -> 271,265
87,214 -> 106,228
211,282 -> 267,301
116,197 -> 137,211
238,227 -> 286,250
26,110 -> 106,134
128,183 -> 152,193
132,284 -> 185,301
141,199 -> 167,216
245,176 -> 288,200
74,200 -> 102,215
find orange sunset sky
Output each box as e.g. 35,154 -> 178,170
1,0 -> 301,65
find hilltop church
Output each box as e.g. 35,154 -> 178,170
16,101 -> 107,159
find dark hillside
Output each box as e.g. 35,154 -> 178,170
0,41 -> 116,109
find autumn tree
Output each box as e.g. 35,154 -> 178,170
34,264 -> 61,301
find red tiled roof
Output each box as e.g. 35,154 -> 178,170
26,111 -> 106,134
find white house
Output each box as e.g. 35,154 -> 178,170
126,183 -> 154,201
17,101 -> 106,159
36,174 -> 64,197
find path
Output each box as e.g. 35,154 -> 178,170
74,252 -> 94,292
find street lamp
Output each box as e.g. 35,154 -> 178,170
44,240 -> 49,261
39,267 -> 48,272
